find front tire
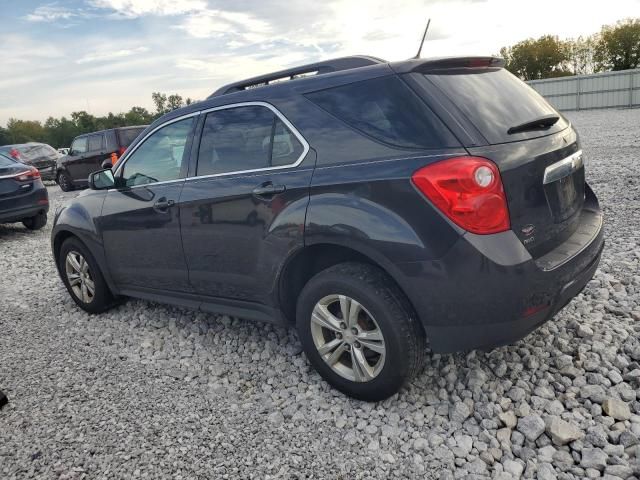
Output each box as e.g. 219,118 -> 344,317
296,262 -> 425,401
58,237 -> 115,313
22,212 -> 47,230
57,171 -> 73,192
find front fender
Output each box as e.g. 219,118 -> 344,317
51,191 -> 118,293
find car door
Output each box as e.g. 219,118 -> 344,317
179,103 -> 313,305
99,115 -> 197,293
64,136 -> 88,182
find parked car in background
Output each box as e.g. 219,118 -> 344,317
57,147 -> 70,156
51,56 -> 603,401
56,126 -> 147,191
0,142 -> 58,181
0,152 -> 48,230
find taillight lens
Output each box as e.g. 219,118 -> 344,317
9,148 -> 20,159
15,167 -> 41,182
412,156 -> 510,235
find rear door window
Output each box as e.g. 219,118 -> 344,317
305,75 -> 459,149
117,128 -> 145,147
196,105 -> 304,176
420,68 -> 568,144
88,134 -> 104,152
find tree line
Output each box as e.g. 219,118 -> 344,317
500,18 -> 640,80
0,92 -> 195,149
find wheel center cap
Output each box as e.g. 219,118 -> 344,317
343,332 -> 356,344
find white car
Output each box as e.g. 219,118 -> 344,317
57,147 -> 70,156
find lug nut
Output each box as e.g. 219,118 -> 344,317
351,327 -> 358,335
344,344 -> 351,350
354,342 -> 361,349
336,332 -> 343,339
340,322 -> 347,330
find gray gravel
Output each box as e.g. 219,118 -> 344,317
1,108 -> 640,479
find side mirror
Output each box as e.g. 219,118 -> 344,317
101,159 -> 113,170
88,169 -> 115,190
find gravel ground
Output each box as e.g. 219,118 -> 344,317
1,108 -> 639,479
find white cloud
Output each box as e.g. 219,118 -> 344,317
88,0 -> 206,17
77,46 -> 150,64
25,3 -> 78,22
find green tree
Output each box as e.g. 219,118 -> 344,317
5,118 -> 46,144
500,35 -> 571,80
566,36 -> 600,75
595,18 -> 640,70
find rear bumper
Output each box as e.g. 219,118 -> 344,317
38,164 -> 56,181
0,183 -> 49,223
395,189 -> 604,353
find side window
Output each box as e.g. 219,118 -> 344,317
305,75 -> 459,149
88,134 -> 104,152
120,117 -> 194,187
196,106 -> 304,176
71,137 -> 87,154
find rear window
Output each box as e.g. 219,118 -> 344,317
117,128 -> 145,147
305,76 -> 459,149
0,153 -> 15,167
422,68 -> 568,145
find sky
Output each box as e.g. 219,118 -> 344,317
1,0 -> 638,125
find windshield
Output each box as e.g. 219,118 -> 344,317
421,68 -> 568,144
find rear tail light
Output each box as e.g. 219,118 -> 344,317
412,156 -> 510,235
9,148 -> 20,159
15,167 -> 41,182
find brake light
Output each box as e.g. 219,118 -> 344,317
15,167 -> 41,182
412,156 -> 510,234
9,148 -> 20,159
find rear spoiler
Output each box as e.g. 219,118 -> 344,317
391,56 -> 505,74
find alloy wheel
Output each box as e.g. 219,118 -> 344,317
310,294 -> 386,382
64,251 -> 95,303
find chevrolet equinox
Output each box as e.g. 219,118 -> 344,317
52,56 -> 604,401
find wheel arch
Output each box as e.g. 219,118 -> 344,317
277,241 -> 419,327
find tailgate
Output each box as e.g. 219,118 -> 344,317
468,128 -> 585,257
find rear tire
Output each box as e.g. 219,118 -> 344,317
22,212 -> 47,230
57,171 -> 73,192
296,262 -> 425,401
58,237 -> 115,314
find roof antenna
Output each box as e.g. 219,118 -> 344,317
414,18 -> 431,59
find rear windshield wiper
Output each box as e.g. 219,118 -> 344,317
507,114 -> 560,135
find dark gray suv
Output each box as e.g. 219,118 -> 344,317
52,56 -> 603,401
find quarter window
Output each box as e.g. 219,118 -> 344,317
71,137 -> 87,154
120,117 -> 194,187
196,105 -> 304,176
305,75 -> 459,149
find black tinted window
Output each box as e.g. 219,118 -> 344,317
88,134 -> 103,151
0,154 -> 15,167
71,137 -> 87,154
197,106 -> 303,176
305,75 -> 458,149
423,68 -> 567,144
118,128 -> 145,147
121,117 -> 193,187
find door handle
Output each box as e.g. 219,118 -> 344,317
252,184 -> 286,197
153,198 -> 175,211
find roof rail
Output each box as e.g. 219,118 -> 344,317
208,55 -> 386,98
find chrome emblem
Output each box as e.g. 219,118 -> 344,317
521,224 -> 536,236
